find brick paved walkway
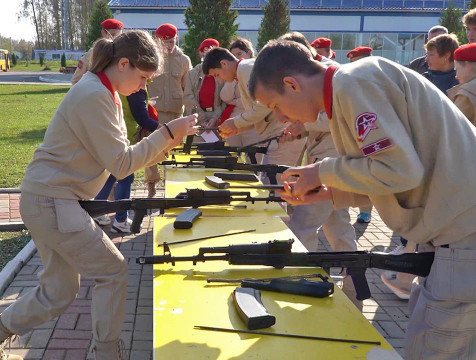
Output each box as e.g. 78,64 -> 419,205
0,190 -> 409,359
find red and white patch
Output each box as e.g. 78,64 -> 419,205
356,112 -> 378,142
361,137 -> 393,157
77,60 -> 83,69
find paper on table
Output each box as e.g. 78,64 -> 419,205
200,131 -> 220,143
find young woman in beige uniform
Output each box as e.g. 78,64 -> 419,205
0,30 -> 197,360
250,40 -> 476,360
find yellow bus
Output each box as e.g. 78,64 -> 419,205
0,49 -> 10,72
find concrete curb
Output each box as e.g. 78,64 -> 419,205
0,188 -> 21,193
39,75 -> 73,84
0,222 -> 27,231
0,239 -> 36,296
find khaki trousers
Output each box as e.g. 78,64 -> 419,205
405,235 -> 476,360
261,137 -> 306,185
157,111 -> 182,125
1,192 -> 128,345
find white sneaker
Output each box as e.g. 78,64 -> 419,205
94,215 -> 111,226
111,218 -> 132,233
380,272 -> 411,300
388,245 -> 405,256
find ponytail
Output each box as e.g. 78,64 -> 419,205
90,30 -> 162,74
90,38 -> 115,73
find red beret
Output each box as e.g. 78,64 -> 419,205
155,23 -> 177,39
454,43 -> 476,61
199,38 -> 219,52
311,38 -> 332,48
347,46 -> 373,58
101,19 -> 124,30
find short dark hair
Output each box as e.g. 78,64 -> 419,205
249,40 -> 321,99
202,47 -> 237,75
278,31 -> 317,58
230,37 -> 255,57
279,32 -> 312,51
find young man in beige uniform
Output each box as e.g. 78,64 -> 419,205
249,40 -> 476,360
0,31 -> 198,360
71,18 -> 124,85
183,38 -> 224,128
148,23 -> 192,124
203,48 -> 306,183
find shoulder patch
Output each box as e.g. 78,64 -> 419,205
77,60 -> 83,70
356,112 -> 378,142
361,137 -> 393,157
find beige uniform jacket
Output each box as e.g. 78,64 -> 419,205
148,47 -> 191,114
21,71 -> 169,200
447,78 -> 476,127
183,62 -> 224,122
318,57 -> 476,246
71,48 -> 92,85
233,59 -> 284,137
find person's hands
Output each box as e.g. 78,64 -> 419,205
279,183 -> 332,205
205,118 -> 218,133
165,114 -> 199,147
280,122 -> 306,143
277,162 -> 329,205
219,118 -> 238,138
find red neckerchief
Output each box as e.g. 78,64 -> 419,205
315,53 -> 323,61
323,65 -> 338,119
96,71 -> 120,106
234,58 -> 244,82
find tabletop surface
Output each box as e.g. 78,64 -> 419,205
152,215 -> 399,360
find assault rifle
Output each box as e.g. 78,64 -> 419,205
193,142 -> 269,164
161,156 -> 290,185
79,189 -> 283,233
136,240 -> 435,300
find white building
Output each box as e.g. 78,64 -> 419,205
108,0 -> 469,63
33,49 -> 85,61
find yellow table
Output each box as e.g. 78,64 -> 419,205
152,216 -> 400,360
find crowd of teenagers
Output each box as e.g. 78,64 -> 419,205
1,8 -> 476,360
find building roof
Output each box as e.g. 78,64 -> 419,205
108,0 -> 469,10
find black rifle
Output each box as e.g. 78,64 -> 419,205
79,189 -> 283,234
161,156 -> 290,185
194,142 -> 269,165
136,240 -> 435,301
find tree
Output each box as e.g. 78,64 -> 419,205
183,0 -> 238,65
440,2 -> 466,44
39,53 -> 44,66
11,53 -> 17,66
257,0 -> 290,51
85,0 -> 112,50
61,52 -> 66,67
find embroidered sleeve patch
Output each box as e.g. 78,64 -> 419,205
356,112 -> 378,142
77,60 -> 83,70
361,137 -> 393,157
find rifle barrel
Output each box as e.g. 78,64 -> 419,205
194,326 -> 382,345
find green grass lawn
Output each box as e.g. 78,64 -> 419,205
0,83 -> 150,188
0,231 -> 31,271
0,84 -> 70,188
10,60 -> 78,72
